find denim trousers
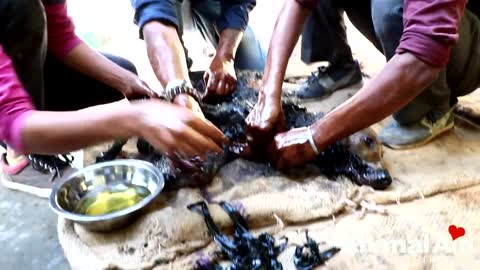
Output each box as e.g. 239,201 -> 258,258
172,0 -> 266,72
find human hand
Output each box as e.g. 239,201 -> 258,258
270,126 -> 319,171
173,93 -> 206,119
119,73 -> 158,100
204,55 -> 237,96
245,92 -> 286,146
132,100 -> 227,159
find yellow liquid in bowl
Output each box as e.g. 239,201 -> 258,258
75,183 -> 151,216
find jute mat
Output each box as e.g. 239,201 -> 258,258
57,121 -> 480,269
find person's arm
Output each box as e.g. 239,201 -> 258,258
1,43 -> 225,155
270,56 -> 441,169
21,102 -> 136,154
204,29 -> 243,95
215,30 -> 243,62
19,99 -> 227,156
311,0 -> 468,151
261,0 -> 310,101
311,53 -> 439,150
43,0 -> 82,60
0,46 -> 35,153
131,0 -> 189,87
245,0 -> 309,144
272,53 -> 440,169
1,47 -> 131,154
216,0 -> 256,34
61,44 -> 156,98
133,0 -> 206,117
215,0 -> 256,60
44,0 -> 155,98
271,0 -> 467,170
143,21 -> 190,87
395,0 -> 467,68
203,0 -> 256,95
142,22 -> 204,117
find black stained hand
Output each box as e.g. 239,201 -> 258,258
96,71 -> 392,191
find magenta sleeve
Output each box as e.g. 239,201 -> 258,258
396,0 -> 467,68
0,46 -> 35,153
44,2 -> 83,59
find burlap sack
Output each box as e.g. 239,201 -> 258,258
58,121 -> 480,269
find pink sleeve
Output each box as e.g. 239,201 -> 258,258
44,2 -> 83,59
0,46 -> 35,153
396,0 -> 467,68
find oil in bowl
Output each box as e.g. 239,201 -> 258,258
75,182 -> 151,216
50,160 -> 165,232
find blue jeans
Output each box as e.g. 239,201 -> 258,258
173,0 -> 266,71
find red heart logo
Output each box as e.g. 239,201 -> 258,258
448,225 -> 465,241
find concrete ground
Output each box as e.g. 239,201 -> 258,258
0,185 -> 69,270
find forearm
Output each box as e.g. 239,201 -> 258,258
62,43 -> 133,91
21,101 -> 138,154
143,21 -> 190,87
262,0 -> 309,99
216,29 -> 243,61
312,53 -> 440,149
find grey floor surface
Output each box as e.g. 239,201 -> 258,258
0,184 -> 70,270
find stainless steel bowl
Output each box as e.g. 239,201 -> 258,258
49,159 -> 164,232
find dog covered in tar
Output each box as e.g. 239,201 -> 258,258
97,71 -> 392,190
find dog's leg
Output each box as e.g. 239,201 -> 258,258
95,139 -> 128,163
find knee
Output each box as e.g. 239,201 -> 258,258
371,0 -> 403,41
191,0 -> 221,20
393,111 -> 419,125
105,54 -> 138,75
393,105 -> 428,125
118,58 -> 138,75
234,27 -> 266,71
241,27 -> 259,49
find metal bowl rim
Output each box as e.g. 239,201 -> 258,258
49,159 -> 165,223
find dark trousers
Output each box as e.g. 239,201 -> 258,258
0,0 -> 131,112
173,0 -> 266,71
302,0 -> 480,124
301,0 -> 382,66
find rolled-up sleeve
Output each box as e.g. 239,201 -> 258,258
0,46 -> 35,153
216,0 -> 256,33
396,0 -> 467,68
42,0 -> 83,59
131,0 -> 179,39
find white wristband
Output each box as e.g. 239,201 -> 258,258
307,126 -> 320,155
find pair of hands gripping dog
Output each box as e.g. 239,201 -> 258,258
130,62 -> 314,171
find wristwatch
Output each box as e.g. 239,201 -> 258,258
164,79 -> 205,102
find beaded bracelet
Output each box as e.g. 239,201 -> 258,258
164,79 -> 205,102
